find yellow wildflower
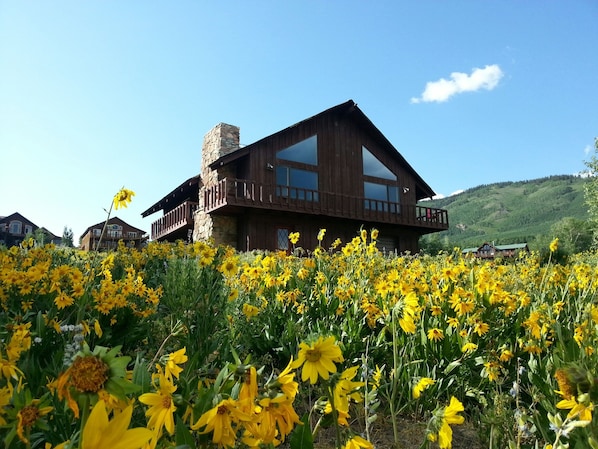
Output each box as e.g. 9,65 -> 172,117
413,377 -> 435,399
291,335 -> 344,384
113,187 -> 135,210
139,370 -> 177,437
81,401 -> 152,449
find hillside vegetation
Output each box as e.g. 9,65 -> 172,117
419,174 -> 589,250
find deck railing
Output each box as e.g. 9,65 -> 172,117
203,178 -> 448,230
150,201 -> 199,241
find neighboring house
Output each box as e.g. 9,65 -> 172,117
79,217 -> 148,251
145,100 -> 449,253
0,212 -> 60,247
141,175 -> 200,242
462,242 -> 530,259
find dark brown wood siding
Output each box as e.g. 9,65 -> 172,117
208,104 -> 446,254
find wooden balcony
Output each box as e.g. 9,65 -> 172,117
150,201 -> 199,241
204,178 -> 448,231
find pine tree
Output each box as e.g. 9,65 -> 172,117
62,226 -> 74,247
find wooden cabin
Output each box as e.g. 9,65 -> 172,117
462,242 -> 530,259
146,100 -> 449,253
79,217 -> 148,251
0,212 -> 60,247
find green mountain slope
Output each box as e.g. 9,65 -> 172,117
419,175 -> 589,250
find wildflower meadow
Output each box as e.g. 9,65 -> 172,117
1,191 -> 598,449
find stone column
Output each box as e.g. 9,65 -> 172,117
193,123 -> 240,246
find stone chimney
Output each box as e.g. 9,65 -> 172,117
193,123 -> 240,245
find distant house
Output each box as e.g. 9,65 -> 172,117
79,217 -> 148,251
140,175 -> 200,242
0,212 -> 60,247
144,100 -> 449,253
462,242 -> 530,259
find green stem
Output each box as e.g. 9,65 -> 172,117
95,201 -> 114,251
78,394 -> 91,448
390,312 -> 400,445
327,385 -> 342,449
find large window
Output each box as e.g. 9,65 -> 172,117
107,224 -> 122,238
9,221 -> 22,234
362,146 -> 396,180
276,136 -> 317,165
364,182 -> 399,212
276,166 -> 319,201
276,135 -> 319,201
362,146 -> 400,213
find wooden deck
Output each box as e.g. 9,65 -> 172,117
204,178 -> 448,231
150,201 -> 199,241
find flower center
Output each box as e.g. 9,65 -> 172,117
217,405 -> 228,415
70,355 -> 109,393
555,369 -> 575,399
19,405 -> 40,427
162,395 -> 172,409
305,348 -> 321,363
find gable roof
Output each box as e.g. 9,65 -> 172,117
141,175 -> 201,217
463,242 -> 529,253
209,100 -> 437,200
0,212 -> 40,229
80,216 -> 147,239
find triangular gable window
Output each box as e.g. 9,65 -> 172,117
276,135 -> 317,166
362,146 -> 396,180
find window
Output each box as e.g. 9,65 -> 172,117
276,135 -> 319,201
364,182 -> 399,212
107,224 -> 122,238
93,228 -> 102,237
362,146 -> 396,180
24,225 -> 33,235
276,136 -> 317,165
363,146 -> 399,213
9,221 -> 22,234
276,166 -> 319,201
276,228 -> 290,252
127,231 -> 137,239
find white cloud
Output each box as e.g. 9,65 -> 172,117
411,64 -> 504,103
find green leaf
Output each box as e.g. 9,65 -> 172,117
175,415 -> 195,448
443,360 -> 461,375
289,413 -> 314,449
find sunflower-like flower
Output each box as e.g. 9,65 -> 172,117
289,232 -> 300,245
292,335 -> 344,384
343,435 -> 374,449
413,377 -> 435,399
55,343 -> 137,418
324,365 -> 364,426
549,237 -> 559,253
249,394 -> 301,444
80,400 -> 152,449
164,347 -> 187,381
10,390 -> 53,444
554,367 -> 594,422
191,398 -> 253,448
427,396 -> 465,449
139,368 -> 177,437
270,357 -> 299,400
113,187 -> 135,210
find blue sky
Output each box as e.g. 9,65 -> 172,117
1,1 -> 597,242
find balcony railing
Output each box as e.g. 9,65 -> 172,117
150,201 -> 199,241
204,178 -> 448,230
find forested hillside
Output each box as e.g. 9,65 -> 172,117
418,175 -> 589,251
